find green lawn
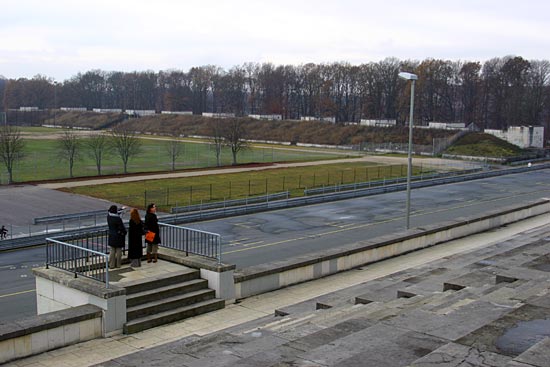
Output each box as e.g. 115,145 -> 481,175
3,131 -> 346,183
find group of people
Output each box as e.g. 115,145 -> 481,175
107,203 -> 161,269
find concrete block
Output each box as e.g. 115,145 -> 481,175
30,329 -> 48,354
46,325 -> 64,350
279,265 -> 313,287
63,323 -> 79,344
13,335 -> 31,359
0,338 -> 15,364
36,276 -> 54,299
53,282 -> 89,307
201,268 -> 236,300
79,319 -> 97,341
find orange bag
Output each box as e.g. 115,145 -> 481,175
145,231 -> 155,242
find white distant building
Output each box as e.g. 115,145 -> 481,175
484,126 -> 544,148
161,111 -> 193,115
249,114 -> 282,121
428,122 -> 465,130
92,108 -> 122,113
360,119 -> 397,127
202,112 -> 235,118
19,106 -> 39,111
301,116 -> 336,123
60,107 -> 88,112
125,110 -> 156,117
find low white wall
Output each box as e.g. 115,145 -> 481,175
34,272 -> 126,336
234,199 -> 550,299
0,305 -> 102,364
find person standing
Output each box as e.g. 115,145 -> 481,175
144,203 -> 160,263
128,208 -> 145,267
107,205 -> 126,269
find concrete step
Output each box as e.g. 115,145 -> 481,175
126,278 -> 209,308
123,298 -> 225,334
123,269 -> 200,295
127,288 -> 217,321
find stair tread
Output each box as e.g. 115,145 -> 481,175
123,269 -> 200,294
126,278 -> 207,300
127,288 -> 215,313
125,298 -> 225,327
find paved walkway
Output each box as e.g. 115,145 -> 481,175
7,213 -> 549,367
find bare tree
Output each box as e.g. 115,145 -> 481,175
0,125 -> 25,184
111,126 -> 142,174
58,130 -> 81,178
223,118 -> 248,165
209,119 -> 225,166
166,137 -> 184,171
85,133 -> 111,175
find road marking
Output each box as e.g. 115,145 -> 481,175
222,190 -> 550,256
0,289 -> 35,299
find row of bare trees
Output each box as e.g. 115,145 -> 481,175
0,120 -> 250,183
0,126 -> 143,183
2,56 -> 550,130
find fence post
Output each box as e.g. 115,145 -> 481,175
210,183 -> 212,201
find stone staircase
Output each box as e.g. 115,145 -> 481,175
123,269 -> 225,334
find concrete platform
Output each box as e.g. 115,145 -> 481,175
5,214 -> 550,367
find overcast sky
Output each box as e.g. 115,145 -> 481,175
1,0 -> 549,81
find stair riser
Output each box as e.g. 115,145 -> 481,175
126,280 -> 209,308
127,290 -> 216,321
125,272 -> 200,295
124,300 -> 225,334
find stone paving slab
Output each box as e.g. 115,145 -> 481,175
410,342 -> 513,366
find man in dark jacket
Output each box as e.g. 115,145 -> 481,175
107,205 -> 127,269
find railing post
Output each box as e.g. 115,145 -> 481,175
217,235 -> 222,264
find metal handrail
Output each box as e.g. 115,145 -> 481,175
159,222 -> 222,264
46,237 -> 110,287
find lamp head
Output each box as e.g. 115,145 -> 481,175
398,72 -> 418,80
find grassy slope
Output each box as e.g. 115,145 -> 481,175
444,132 -> 524,157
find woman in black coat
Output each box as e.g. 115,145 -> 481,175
128,208 -> 144,267
107,205 -> 126,269
144,203 -> 161,263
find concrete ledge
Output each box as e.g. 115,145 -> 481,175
0,305 -> 102,364
159,248 -> 236,273
234,198 -> 550,299
32,267 -> 125,299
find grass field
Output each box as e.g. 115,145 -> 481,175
65,161 -> 429,211
2,128 -> 348,183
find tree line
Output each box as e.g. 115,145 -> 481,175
2,56 -> 550,131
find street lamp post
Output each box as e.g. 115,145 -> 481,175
53,81 -> 58,125
398,71 -> 417,230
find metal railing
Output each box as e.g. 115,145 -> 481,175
46,237 -> 110,287
171,191 -> 290,214
159,222 -> 222,264
33,209 -> 107,225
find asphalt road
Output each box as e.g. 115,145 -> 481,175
1,168 -> 550,321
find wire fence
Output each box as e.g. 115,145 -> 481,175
127,163 -> 467,211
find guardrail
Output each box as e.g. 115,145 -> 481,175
171,192 -> 290,214
303,168 -> 482,195
33,209 -> 106,225
159,222 -> 222,264
46,236 -> 110,288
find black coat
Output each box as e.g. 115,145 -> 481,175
144,212 -> 161,244
128,220 -> 144,259
107,213 -> 126,248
